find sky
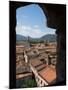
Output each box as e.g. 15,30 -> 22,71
16,4 -> 56,38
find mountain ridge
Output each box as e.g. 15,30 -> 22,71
16,34 -> 56,42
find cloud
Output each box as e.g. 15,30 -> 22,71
22,25 -> 31,30
16,25 -> 46,38
16,25 -> 56,38
34,25 -> 39,28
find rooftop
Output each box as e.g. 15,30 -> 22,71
38,66 -> 56,84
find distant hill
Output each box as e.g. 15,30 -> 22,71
40,34 -> 56,42
16,34 -> 27,41
16,34 -> 56,42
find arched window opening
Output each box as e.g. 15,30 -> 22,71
16,4 -> 57,88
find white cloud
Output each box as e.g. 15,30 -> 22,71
16,25 -> 56,38
34,25 -> 39,28
16,25 -> 46,38
22,25 -> 31,30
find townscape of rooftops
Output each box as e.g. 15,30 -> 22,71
16,40 -> 57,87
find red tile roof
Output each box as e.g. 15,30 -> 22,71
38,66 -> 56,84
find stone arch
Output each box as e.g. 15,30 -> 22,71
9,1 -> 66,88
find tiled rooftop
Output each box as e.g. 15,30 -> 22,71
38,66 -> 56,84
16,43 -> 57,84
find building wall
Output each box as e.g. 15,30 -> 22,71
30,64 -> 48,86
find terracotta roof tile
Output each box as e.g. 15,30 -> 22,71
38,66 -> 56,84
